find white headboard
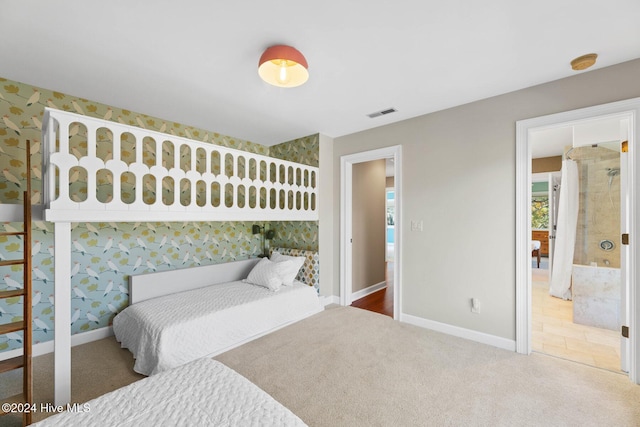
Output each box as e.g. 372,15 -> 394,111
129,258 -> 260,304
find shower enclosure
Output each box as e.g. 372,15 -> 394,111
566,144 -> 621,330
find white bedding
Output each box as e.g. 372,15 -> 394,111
113,280 -> 323,376
32,357 -> 307,427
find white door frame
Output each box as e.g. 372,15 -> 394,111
340,145 -> 402,319
515,97 -> 639,384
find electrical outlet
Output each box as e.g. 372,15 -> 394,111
471,298 -> 480,314
410,220 -> 423,232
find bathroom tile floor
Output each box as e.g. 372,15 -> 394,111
532,266 -> 621,373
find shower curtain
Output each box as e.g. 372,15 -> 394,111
549,159 -> 579,300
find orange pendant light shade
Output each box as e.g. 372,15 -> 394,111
258,45 -> 309,88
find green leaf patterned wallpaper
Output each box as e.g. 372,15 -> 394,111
1,220 -> 260,350
269,134 -> 319,252
0,76 -> 319,353
0,78 -> 269,205
270,134 -> 319,168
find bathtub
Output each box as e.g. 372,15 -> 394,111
572,264 -> 620,331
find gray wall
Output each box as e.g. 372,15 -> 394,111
331,58 -> 640,340
352,160 -> 386,292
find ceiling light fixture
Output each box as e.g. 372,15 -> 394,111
258,45 -> 309,88
570,53 -> 597,71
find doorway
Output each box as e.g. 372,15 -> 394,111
530,127 -> 623,372
349,159 -> 396,317
515,97 -> 640,385
340,145 -> 402,320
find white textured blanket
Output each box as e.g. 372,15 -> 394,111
33,358 -> 307,426
113,280 -> 323,375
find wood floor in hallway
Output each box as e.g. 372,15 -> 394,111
350,262 -> 394,317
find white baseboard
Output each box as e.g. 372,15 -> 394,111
400,313 -> 516,352
351,281 -> 386,302
320,295 -> 340,306
0,326 -> 114,361
1,312 -> 516,362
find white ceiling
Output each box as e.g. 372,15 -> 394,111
2,1 -> 640,146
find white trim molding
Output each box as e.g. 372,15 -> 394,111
320,295 -> 340,306
400,313 -> 516,352
516,97 -> 640,385
351,281 -> 386,302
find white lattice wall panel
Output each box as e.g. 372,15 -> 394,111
42,108 -> 319,222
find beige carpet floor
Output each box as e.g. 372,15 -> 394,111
2,306 -> 640,426
217,306 -> 640,426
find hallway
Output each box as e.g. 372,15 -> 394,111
351,262 -> 394,317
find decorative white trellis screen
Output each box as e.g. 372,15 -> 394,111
42,107 -> 318,222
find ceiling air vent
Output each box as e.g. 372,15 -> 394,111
367,108 -> 397,118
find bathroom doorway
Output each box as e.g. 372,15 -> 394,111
531,139 -> 622,371
515,97 -> 640,385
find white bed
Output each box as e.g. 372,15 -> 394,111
113,256 -> 323,376
41,107 -> 320,404
32,357 -> 307,427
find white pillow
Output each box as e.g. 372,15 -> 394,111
244,257 -> 285,291
270,251 -> 305,286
